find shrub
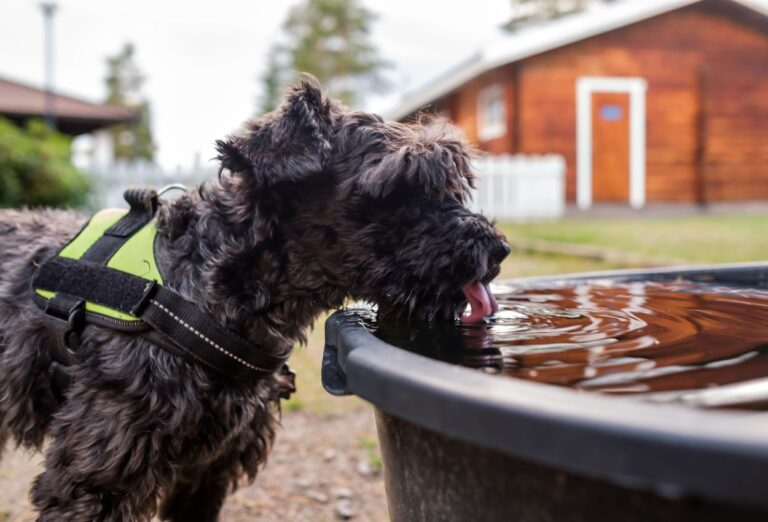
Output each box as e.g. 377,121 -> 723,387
0,118 -> 90,208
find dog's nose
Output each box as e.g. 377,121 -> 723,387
491,241 -> 511,264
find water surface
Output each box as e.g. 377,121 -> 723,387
375,280 -> 768,410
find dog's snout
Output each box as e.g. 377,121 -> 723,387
491,241 -> 511,264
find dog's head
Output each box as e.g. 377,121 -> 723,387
215,76 -> 509,323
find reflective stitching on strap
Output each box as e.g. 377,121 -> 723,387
150,299 -> 269,373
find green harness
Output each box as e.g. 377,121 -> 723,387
32,189 -> 293,394
36,208 -> 163,323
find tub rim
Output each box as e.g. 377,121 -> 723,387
322,261 -> 768,509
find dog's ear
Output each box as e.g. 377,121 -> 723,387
357,122 -> 475,202
216,76 -> 334,186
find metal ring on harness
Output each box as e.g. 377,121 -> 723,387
158,183 -> 188,197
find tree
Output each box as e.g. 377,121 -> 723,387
258,0 -> 389,113
0,117 -> 90,208
259,45 -> 292,115
104,43 -> 156,162
505,0 -> 613,30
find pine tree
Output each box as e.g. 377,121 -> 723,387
258,45 -> 291,115
505,0 -> 605,31
104,43 -> 156,162
258,0 -> 388,113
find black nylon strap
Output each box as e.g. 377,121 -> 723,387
143,288 -> 279,379
33,257 -> 287,378
80,235 -> 126,263
84,188 -> 158,260
105,188 -> 158,238
35,257 -> 152,315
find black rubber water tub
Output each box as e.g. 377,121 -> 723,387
322,263 -> 768,522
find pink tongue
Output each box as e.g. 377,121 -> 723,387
461,282 -> 497,324
489,283 -> 499,314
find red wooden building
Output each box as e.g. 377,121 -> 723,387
388,0 -> 768,209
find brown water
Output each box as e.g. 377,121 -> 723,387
375,281 -> 768,410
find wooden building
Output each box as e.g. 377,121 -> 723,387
0,76 -> 135,136
387,0 -> 768,208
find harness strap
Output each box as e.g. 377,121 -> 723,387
33,256 -> 288,378
43,189 -> 159,392
104,188 -> 159,238
86,188 -> 159,262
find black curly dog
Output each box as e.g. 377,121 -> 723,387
0,77 -> 508,521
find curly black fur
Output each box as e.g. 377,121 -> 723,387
0,76 -> 508,521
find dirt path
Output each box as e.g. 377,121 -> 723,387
0,407 -> 388,522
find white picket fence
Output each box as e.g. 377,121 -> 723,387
88,154 -> 566,221
470,154 -> 566,221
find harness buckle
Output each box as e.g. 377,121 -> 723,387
44,295 -> 82,322
67,304 -> 85,332
44,296 -> 85,366
64,305 -> 85,352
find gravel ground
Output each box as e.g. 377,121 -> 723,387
0,407 -> 388,522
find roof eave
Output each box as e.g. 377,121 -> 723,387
1,108 -> 138,136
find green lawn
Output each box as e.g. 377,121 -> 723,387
500,214 -> 768,264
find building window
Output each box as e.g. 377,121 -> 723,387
477,84 -> 507,141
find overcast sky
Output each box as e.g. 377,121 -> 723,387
1,0 -> 511,169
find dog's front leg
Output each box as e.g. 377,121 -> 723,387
30,386 -> 174,522
159,464 -> 232,522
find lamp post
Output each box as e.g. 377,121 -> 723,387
40,1 -> 58,129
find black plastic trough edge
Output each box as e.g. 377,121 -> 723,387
322,262 -> 768,510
